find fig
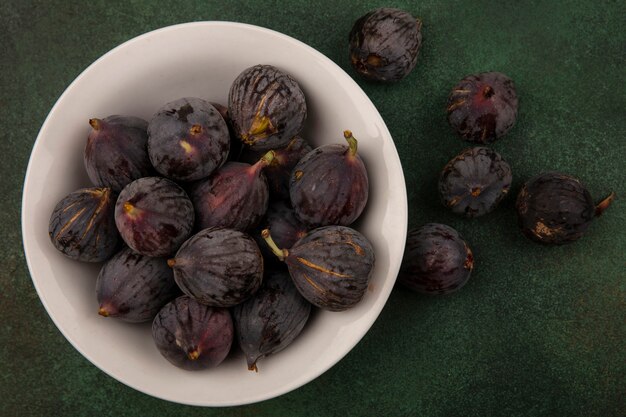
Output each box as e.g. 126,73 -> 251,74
210,101 -> 243,162
190,152 -> 273,232
439,147 -> 512,217
168,227 -> 263,307
515,172 -> 615,245
84,116 -> 153,192
114,177 -> 194,257
262,225 -> 375,311
96,247 -> 179,323
233,269 -> 311,371
399,223 -> 474,295
254,200 -> 309,261
289,130 -> 369,227
48,187 -> 120,262
349,8 -> 423,82
152,295 -> 233,371
147,97 -> 230,182
229,64 -> 307,151
240,135 -> 313,200
447,72 -> 518,143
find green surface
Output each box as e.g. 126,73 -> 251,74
2,0 -> 625,416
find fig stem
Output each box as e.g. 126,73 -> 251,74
343,130 -> 358,156
188,349 -> 200,360
189,124 -> 203,135
595,192 -> 615,217
167,259 -> 176,268
259,150 -> 275,167
261,229 -> 288,261
98,307 -> 109,317
89,118 -> 101,131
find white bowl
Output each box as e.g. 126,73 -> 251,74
22,21 -> 407,406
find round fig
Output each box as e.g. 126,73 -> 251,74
233,269 -> 311,372
262,225 -> 375,311
96,247 -> 179,323
114,177 -> 194,257
147,97 -> 230,182
229,64 -> 307,151
349,8 -> 422,82
447,72 -> 518,143
289,130 -> 369,227
240,135 -> 313,200
439,147 -> 512,217
48,187 -> 120,262
84,115 -> 153,192
399,223 -> 474,295
168,227 -> 263,307
515,172 -> 614,245
152,295 -> 233,371
190,151 -> 273,232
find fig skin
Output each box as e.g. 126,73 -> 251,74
447,72 -> 518,143
48,187 -> 120,262
148,97 -> 230,182
439,147 -> 512,217
263,225 -> 375,311
96,247 -> 180,323
399,223 -> 474,295
168,227 -> 264,307
210,101 -> 244,162
114,177 -> 194,257
515,172 -> 615,245
233,269 -> 311,372
190,152 -> 273,232
84,115 -> 153,192
349,8 -> 422,82
239,135 -> 313,200
152,295 -> 233,371
289,130 -> 369,227
229,64 -> 307,151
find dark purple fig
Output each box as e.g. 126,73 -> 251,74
262,225 -> 375,311
190,152 -> 273,232
229,64 -> 307,151
516,172 -> 615,245
447,72 -> 518,143
147,97 -> 230,182
152,295 -> 233,371
96,247 -> 179,322
399,223 -> 474,295
168,227 -> 263,307
349,8 -> 422,82
290,130 -> 369,227
240,136 -> 313,200
210,101 -> 244,162
48,187 -> 120,262
84,116 -> 153,192
233,269 -> 311,371
115,177 -> 194,257
439,147 -> 512,217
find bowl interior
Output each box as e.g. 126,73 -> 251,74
22,21 -> 407,406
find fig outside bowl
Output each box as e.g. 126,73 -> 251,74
21,21 -> 408,406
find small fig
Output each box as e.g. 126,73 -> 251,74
233,269 -> 311,372
439,147 -> 512,217
147,97 -> 230,181
84,116 -> 153,192
114,177 -> 194,257
399,224 -> 474,295
349,8 -> 422,82
48,187 -> 120,262
447,72 -> 518,143
229,64 -> 307,151
515,172 -> 614,245
152,295 -> 233,371
96,247 -> 179,323
190,152 -> 273,231
168,227 -> 263,307
240,135 -> 313,200
262,225 -> 375,311
289,130 -> 369,227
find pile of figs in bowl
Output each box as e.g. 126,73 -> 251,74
21,22 -> 407,406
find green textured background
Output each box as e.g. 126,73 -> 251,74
2,0 -> 625,416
